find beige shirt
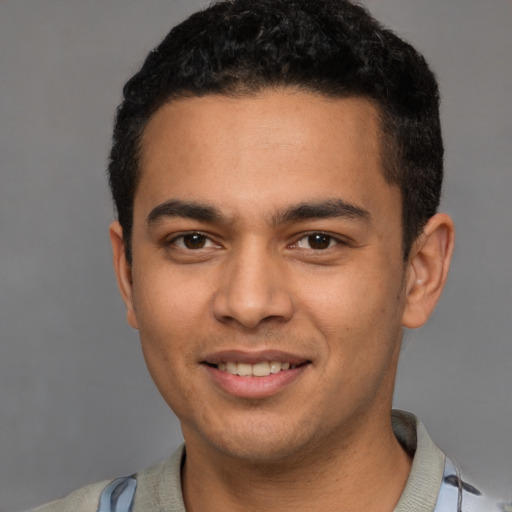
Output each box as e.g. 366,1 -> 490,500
31,411 -> 505,512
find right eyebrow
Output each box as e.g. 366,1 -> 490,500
272,199 -> 371,226
146,199 -> 225,225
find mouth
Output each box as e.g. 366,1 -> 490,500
204,360 -> 305,377
201,351 -> 311,397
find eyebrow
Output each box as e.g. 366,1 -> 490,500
146,198 -> 371,226
147,199 -> 225,225
272,199 -> 371,225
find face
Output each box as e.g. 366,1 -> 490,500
114,90 -> 411,464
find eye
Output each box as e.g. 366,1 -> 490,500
170,233 -> 218,250
295,233 -> 340,250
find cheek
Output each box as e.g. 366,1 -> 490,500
133,264 -> 211,327
134,282 -> 204,414
297,263 -> 405,346
131,268 -> 212,377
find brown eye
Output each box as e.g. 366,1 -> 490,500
295,233 -> 339,250
166,232 -> 221,256
182,233 -> 207,249
170,233 -> 217,250
307,233 -> 331,249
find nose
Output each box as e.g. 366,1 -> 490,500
212,243 -> 294,330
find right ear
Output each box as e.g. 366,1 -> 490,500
109,221 -> 139,329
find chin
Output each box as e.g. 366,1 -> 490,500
212,438 -> 309,465
186,414 -> 323,466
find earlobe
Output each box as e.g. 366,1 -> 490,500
109,221 -> 139,330
402,213 -> 455,329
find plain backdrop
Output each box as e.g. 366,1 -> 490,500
0,1 -> 511,510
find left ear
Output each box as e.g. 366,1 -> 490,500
402,213 -> 455,328
110,221 -> 139,330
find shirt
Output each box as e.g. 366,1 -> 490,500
31,410 -> 510,512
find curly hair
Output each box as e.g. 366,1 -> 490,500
108,0 -> 443,262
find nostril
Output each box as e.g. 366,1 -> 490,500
212,289 -> 294,330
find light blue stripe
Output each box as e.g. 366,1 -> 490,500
97,476 -> 137,512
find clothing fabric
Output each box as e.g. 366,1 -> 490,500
31,411 -> 509,512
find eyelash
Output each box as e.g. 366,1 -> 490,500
165,231 -> 345,251
292,232 -> 346,251
166,232 -> 219,250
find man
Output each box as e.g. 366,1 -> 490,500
32,0 -> 509,511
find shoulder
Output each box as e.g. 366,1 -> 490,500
28,479 -> 111,512
29,473 -> 143,512
27,446 -> 185,512
391,411 -> 511,512
435,457 -> 512,512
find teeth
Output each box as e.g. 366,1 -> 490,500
226,361 -> 237,375
269,361 -> 281,374
237,363 -> 252,376
252,361 -> 270,377
217,361 -> 297,377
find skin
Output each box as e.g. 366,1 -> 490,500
111,89 -> 454,511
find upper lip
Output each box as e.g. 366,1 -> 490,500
202,349 -> 310,366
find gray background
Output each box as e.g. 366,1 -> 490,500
0,1 -> 510,510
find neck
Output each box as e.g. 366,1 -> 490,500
182,412 -> 412,512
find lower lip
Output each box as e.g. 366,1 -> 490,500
203,364 -> 309,399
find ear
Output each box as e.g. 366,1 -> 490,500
402,213 -> 455,328
109,221 -> 139,329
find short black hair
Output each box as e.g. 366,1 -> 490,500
108,0 -> 443,262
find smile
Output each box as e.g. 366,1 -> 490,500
202,351 -> 311,397
215,361 -> 297,377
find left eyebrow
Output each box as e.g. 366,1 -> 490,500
272,199 -> 371,225
146,199 -> 225,225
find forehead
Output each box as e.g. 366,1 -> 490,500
136,90 -> 397,222
141,91 -> 382,161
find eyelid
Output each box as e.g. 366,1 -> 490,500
291,231 -> 348,250
165,231 -> 221,249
